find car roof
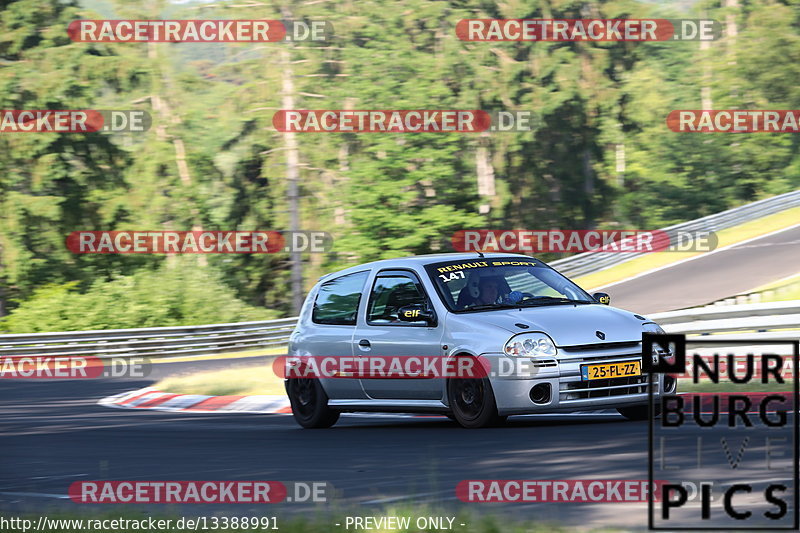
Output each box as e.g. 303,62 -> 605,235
318,252 -> 538,281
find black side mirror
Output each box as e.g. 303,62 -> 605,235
593,292 -> 611,305
397,304 -> 435,324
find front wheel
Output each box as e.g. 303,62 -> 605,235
447,377 -> 504,428
617,403 -> 661,421
286,378 -> 340,428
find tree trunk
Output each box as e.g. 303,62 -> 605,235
726,0 -> 738,63
476,133 -> 495,214
700,8 -> 713,109
282,47 -> 303,314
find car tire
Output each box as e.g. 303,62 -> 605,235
286,378 -> 340,429
617,404 -> 661,421
447,377 -> 503,429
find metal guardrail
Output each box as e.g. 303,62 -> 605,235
650,300 -> 800,325
1,301 -> 797,359
549,189 -> 800,279
0,318 -> 298,359
650,300 -> 800,341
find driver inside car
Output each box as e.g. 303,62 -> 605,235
461,276 -> 523,307
476,277 -> 499,305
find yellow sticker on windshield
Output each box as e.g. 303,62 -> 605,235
436,261 -> 489,273
490,261 -> 537,267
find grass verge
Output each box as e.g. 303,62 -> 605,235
747,272 -> 800,292
745,273 -> 800,303
573,206 -> 800,290
760,285 -> 800,302
154,363 -> 286,396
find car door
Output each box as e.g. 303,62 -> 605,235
355,269 -> 445,400
305,270 -> 370,399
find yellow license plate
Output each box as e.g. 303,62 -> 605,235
581,360 -> 641,381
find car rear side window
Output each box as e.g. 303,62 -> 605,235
312,270 -> 370,325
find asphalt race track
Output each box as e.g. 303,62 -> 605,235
595,224 -> 800,315
2,227 -> 799,529
1,358 -> 796,530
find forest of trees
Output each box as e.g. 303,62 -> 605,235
1,0 -> 798,332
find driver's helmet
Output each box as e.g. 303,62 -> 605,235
465,273 -> 509,303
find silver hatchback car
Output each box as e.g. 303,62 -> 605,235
285,253 -> 674,428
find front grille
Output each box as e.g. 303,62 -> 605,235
560,353 -> 643,364
559,341 -> 641,352
557,343 -> 643,364
531,358 -> 557,368
559,375 -> 650,401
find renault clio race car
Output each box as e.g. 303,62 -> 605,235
284,253 -> 673,428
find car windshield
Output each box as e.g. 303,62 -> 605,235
425,257 -> 594,312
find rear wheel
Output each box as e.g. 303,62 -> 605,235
617,404 -> 661,421
286,378 -> 339,428
447,377 -> 504,428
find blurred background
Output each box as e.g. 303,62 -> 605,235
1,0 -> 798,332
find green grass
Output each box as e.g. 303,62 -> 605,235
756,283 -> 800,303
747,272 -> 800,292
154,363 -> 286,396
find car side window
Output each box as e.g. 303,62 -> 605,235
312,270 -> 369,325
367,274 -> 428,325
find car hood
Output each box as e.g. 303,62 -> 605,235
470,304 -> 646,347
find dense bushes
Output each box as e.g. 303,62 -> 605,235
0,263 -> 278,333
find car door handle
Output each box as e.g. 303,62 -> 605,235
358,339 -> 371,348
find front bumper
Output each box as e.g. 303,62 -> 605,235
484,343 -> 675,415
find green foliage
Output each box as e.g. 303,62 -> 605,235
0,261 -> 278,333
1,0 -> 799,329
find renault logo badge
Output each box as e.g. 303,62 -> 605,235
596,330 -> 606,340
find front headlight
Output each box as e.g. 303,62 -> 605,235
643,322 -> 667,355
643,322 -> 673,363
504,332 -> 557,357
642,322 -> 666,335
